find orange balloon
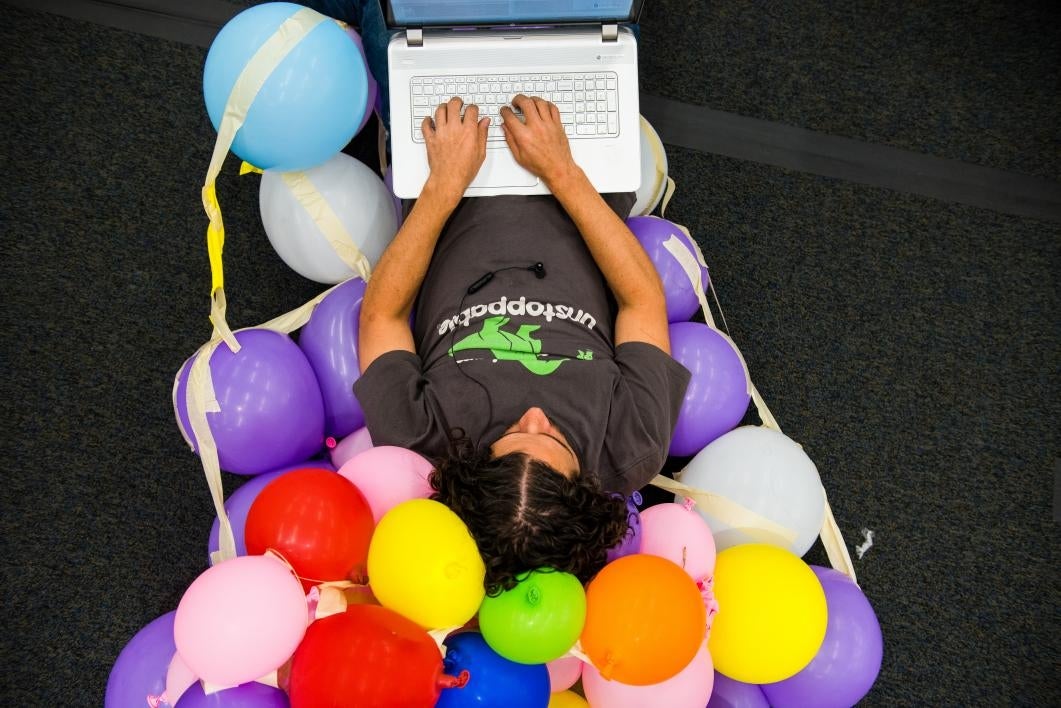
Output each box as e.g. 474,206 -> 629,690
580,554 -> 706,685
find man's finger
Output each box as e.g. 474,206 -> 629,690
499,105 -> 528,135
511,94 -> 541,121
434,100 -> 449,127
500,121 -> 521,161
448,95 -> 464,121
464,103 -> 480,125
531,96 -> 553,121
421,115 -> 435,137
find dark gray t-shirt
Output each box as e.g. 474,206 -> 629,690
354,193 -> 690,493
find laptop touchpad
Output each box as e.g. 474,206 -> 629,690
471,151 -> 539,188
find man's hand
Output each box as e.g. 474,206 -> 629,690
499,94 -> 578,188
422,96 -> 490,202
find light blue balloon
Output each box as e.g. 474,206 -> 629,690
203,2 -> 368,171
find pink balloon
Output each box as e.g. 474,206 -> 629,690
583,641 -> 714,708
327,427 -> 374,468
639,501 -> 717,583
337,445 -> 434,523
164,652 -> 198,707
174,555 -> 308,687
547,655 -> 584,693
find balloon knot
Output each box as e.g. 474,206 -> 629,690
146,693 -> 167,708
325,436 -> 337,449
439,670 -> 470,689
682,497 -> 697,511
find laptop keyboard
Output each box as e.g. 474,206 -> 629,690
409,71 -> 620,145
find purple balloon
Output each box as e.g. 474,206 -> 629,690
298,279 -> 368,438
760,566 -> 883,708
667,322 -> 750,457
174,329 -> 325,475
208,460 -> 336,560
606,491 -> 643,562
627,216 -> 710,323
175,680 -> 289,707
105,611 -> 176,708
707,672 -> 770,708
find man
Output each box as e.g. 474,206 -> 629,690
355,95 -> 690,594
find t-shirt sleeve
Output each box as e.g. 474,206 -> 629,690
352,350 -> 445,456
605,341 -> 691,493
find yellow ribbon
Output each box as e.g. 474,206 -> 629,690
201,7 -> 329,321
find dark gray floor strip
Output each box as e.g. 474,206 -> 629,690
641,93 -> 1061,223
3,0 -> 240,47
10,0 -> 1061,223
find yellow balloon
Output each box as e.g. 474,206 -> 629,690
708,544 -> 827,684
367,499 -> 485,629
549,690 -> 589,708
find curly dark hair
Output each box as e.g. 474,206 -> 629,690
430,440 -> 631,596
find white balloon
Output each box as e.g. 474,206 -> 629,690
629,116 -> 669,216
259,152 -> 398,283
679,426 -> 825,557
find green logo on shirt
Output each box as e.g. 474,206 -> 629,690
449,315 -> 566,376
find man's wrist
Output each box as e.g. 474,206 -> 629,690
421,175 -> 465,211
544,162 -> 587,198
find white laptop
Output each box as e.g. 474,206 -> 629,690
385,0 -> 645,199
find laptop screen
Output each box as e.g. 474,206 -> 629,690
386,1 -> 643,27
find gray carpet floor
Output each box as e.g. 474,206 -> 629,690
0,1 -> 1058,705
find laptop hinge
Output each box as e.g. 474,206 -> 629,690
602,24 -> 619,42
407,28 -> 423,47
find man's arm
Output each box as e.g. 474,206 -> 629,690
499,95 -> 669,352
359,97 -> 490,372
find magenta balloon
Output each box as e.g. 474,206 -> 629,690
760,566 -> 883,708
298,278 -> 368,438
175,680 -> 289,707
706,672 -> 769,708
174,329 -> 326,474
105,611 -> 176,708
667,322 -> 750,457
208,461 -> 336,560
627,216 -> 710,323
605,491 -> 643,562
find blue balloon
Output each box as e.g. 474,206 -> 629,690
105,612 -> 176,708
437,633 -> 550,708
203,2 -> 369,171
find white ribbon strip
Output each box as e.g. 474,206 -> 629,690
280,171 -> 373,280
654,182 -> 857,582
648,474 -> 799,547
189,280 -> 349,566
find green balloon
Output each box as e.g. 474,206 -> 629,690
478,568 -> 587,664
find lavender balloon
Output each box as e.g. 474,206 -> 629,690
174,329 -> 325,475
105,611 -> 176,708
760,566 -> 883,707
605,491 -> 643,562
298,278 -> 368,438
208,460 -> 336,561
627,216 -> 710,323
175,680 -> 289,707
668,322 -> 750,457
706,672 -> 770,708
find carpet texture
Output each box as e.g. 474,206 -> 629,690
0,2 -> 1057,705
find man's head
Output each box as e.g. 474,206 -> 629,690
431,431 -> 630,595
489,406 -> 580,478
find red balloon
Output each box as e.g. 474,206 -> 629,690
287,604 -> 468,707
245,468 -> 374,591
